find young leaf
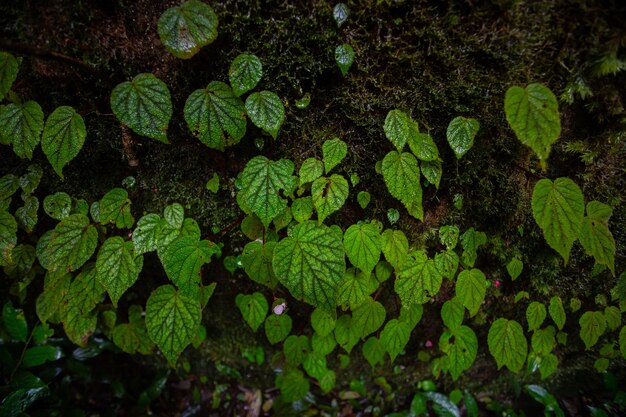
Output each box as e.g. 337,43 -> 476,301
579,201 -> 615,274
381,229 -> 408,269
531,178 -> 584,264
183,81 -> 246,150
334,314 -> 361,353
0,101 -> 44,159
111,305 -> 154,354
146,285 -> 201,366
161,236 -> 219,296
506,258 -> 523,280
352,297 -> 386,338
420,160 -> 442,188
362,337 -> 385,367
96,237 -> 143,306
322,137 -> 348,174
395,251 -> 442,306
303,351 -> 328,379
311,174 -> 349,223
446,116 -> 479,159
235,292 -> 268,332
284,335 -> 310,366
439,225 -> 460,250
455,269 -> 486,317
357,191 -> 371,209
292,197 -> 313,223
548,296 -> 566,330
245,91 -> 285,139
380,319 -> 411,362
579,311 -> 606,349
242,241 -> 278,288
265,313 -> 292,344
459,228 -> 487,267
99,188 -> 134,229
157,0 -> 218,59
337,269 -> 376,309
333,3 -> 350,27
275,369 -> 309,402
335,44 -> 354,76
43,192 -> 72,220
343,222 -> 382,276
504,83 -> 560,161
312,332 -> 336,355
407,129 -> 439,161
526,302 -> 547,331
439,325 -> 478,380
384,110 -> 411,150
229,53 -> 263,97
41,106 -> 86,178
299,158 -> 324,185
434,249 -> 459,280
487,318 -> 528,373
0,51 -> 19,101
40,214 -> 97,273
237,156 -> 296,227
441,298 -> 465,331
110,73 -> 172,143
132,214 -> 162,255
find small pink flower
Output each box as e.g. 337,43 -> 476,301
273,303 -> 286,315
425,340 -> 433,348
494,280 -> 501,288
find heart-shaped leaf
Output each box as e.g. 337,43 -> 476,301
548,296 -> 566,330
384,110 -> 410,150
362,336 -> 385,367
43,192 -> 72,220
579,201 -> 615,274
236,292 -> 268,332
420,160 -> 442,188
335,44 -> 354,76
488,318 -> 527,373
96,237 -> 143,306
161,236 -> 219,297
99,188 -> 134,229
446,116 -> 479,159
241,241 -> 278,288
184,81 -> 246,150
440,325 -> 477,380
455,268 -> 486,317
229,53 -> 262,97
322,137 -> 348,174
111,73 -> 172,143
579,311 -> 606,349
311,308 -> 336,337
41,106 -> 86,178
157,0 -> 218,59
245,91 -> 284,139
311,174 -> 349,223
0,52 -> 19,101
395,251 -> 442,306
40,214 -> 97,273
299,158 -> 324,185
381,229 -> 408,269
343,222 -> 382,275
265,313 -> 292,344
0,101 -> 44,159
526,301 -> 547,332
380,319 -> 411,362
352,296 -> 386,339
381,151 -> 422,219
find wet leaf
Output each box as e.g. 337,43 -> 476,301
157,0 -> 218,59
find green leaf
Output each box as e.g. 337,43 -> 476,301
441,298 -> 465,331
604,306 -> 621,331
455,269 -> 486,317
352,296 -> 386,338
162,236 -> 218,297
319,369 -> 336,393
157,0 -> 218,59
229,53 -> 263,97
487,318 -> 528,373
311,308 -> 336,337
0,51 -> 19,101
184,81 -> 246,150
434,249 -> 459,280
4,244 -> 35,278
23,345 -> 63,367
579,311 -> 606,349
399,303 -> 423,330
335,44 -> 354,76
382,150 -> 422,215
362,337 -> 385,367
334,314 -> 360,353
96,237 -> 143,306
375,261 -> 392,283
539,353 -> 559,379
381,229 -> 408,269
312,332 -> 336,356
384,110 -> 410,150
235,292 -> 268,332
439,225 -> 459,250
299,158 -> 324,185
425,392 -> 461,417
62,263 -> 104,346
265,313 -> 292,344
0,101 -> 44,159
19,164 -> 43,195
112,309 -> 154,355
99,188 -> 134,229
283,335 -> 310,366
276,369 -> 309,402
245,91 -> 285,139
439,325 -> 478,380
242,241 -> 278,288
526,302 -> 547,331
238,156 -> 296,227
15,196 -> 38,233
206,173 -> 219,193
43,192 -> 72,220
322,137 -> 348,174
0,174 -> 19,201
395,251 -> 442,306
579,201 -> 615,274
505,83 -> 560,161
2,302 -> 28,342
459,228 -> 487,267
357,191 -> 371,209
303,351 -> 328,379
380,319 -> 411,362
337,269 -> 376,309
531,178 -> 584,264
407,129 -> 439,161
292,197 -> 313,223
311,174 -> 349,223
548,296 -> 566,330
40,214 -> 97,273
619,326 -> 626,359
164,203 -> 184,228
132,214 -> 162,254
531,326 -> 556,355
446,116 -> 479,159
420,160 -> 442,188
506,258 -> 523,280
343,222 -> 382,275
41,106 -> 86,178
110,73 -> 173,143
36,271 -> 71,323
145,284 -> 201,366
333,3 -> 350,27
